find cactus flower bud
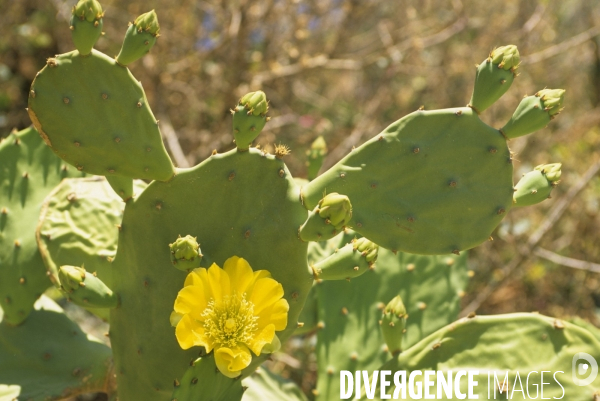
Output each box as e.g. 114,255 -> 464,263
318,193 -> 352,227
232,91 -> 269,151
169,235 -> 202,272
134,10 -> 160,36
70,0 -> 104,55
536,89 -> 565,117
239,91 -> 268,116
469,45 -> 520,113
58,265 -> 86,292
490,45 -> 520,71
72,0 -> 103,22
311,236 -> 379,280
501,88 -> 566,139
513,163 -> 562,207
58,265 -> 118,308
535,163 -> 562,182
116,10 -> 160,66
352,237 -> 378,265
380,295 -> 407,355
299,193 -> 352,242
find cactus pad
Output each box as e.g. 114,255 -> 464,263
307,230 -> 468,400
377,313 -> 600,399
109,148 -> 309,400
302,107 -> 513,254
242,367 -> 308,401
0,126 -> 81,325
0,295 -> 114,400
28,50 -> 175,181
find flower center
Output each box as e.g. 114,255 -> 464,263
202,293 -> 258,348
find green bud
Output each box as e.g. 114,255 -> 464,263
115,10 -> 160,66
318,193 -> 352,228
311,236 -> 375,280
58,265 -> 86,292
239,91 -> 268,116
232,91 -> 269,150
536,89 -> 565,117
535,163 -> 562,182
513,164 -> 562,207
469,45 -> 519,113
490,45 -> 520,71
501,88 -> 565,139
380,295 -> 407,355
352,237 -> 378,265
72,0 -> 103,22
169,235 -> 202,272
70,0 -> 103,55
134,10 -> 160,36
58,265 -> 118,308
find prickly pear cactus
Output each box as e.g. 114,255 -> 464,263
300,45 -> 563,255
304,230 -> 468,400
374,314 -> 600,400
0,126 -> 81,325
110,148 -> 309,400
21,4 -> 571,399
27,3 -> 174,184
0,295 -> 114,400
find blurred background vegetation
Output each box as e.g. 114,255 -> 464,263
1,0 -> 600,397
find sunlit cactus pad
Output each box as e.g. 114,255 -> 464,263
28,50 -> 174,181
110,148 -> 309,400
302,107 -> 512,255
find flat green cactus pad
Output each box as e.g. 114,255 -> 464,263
171,355 -> 245,401
28,49 -> 175,181
37,176 -> 145,319
242,367 -> 308,401
302,107 -> 513,255
0,295 -> 114,400
376,313 -> 600,399
0,126 -> 82,325
306,230 -> 468,400
110,148 -> 309,400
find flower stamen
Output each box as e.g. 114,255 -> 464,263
202,293 -> 258,349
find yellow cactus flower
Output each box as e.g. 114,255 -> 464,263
170,256 -> 289,378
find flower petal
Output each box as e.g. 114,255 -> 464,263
173,284 -> 208,319
254,297 -> 289,333
184,267 -> 207,287
207,263 -> 230,303
175,314 -> 212,351
247,323 -> 275,355
214,344 -> 252,378
223,256 -> 255,294
248,277 -> 284,314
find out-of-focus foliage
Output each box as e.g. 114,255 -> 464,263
1,0 -> 600,397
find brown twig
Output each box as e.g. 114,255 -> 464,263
534,248 -> 600,274
521,25 -> 600,65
